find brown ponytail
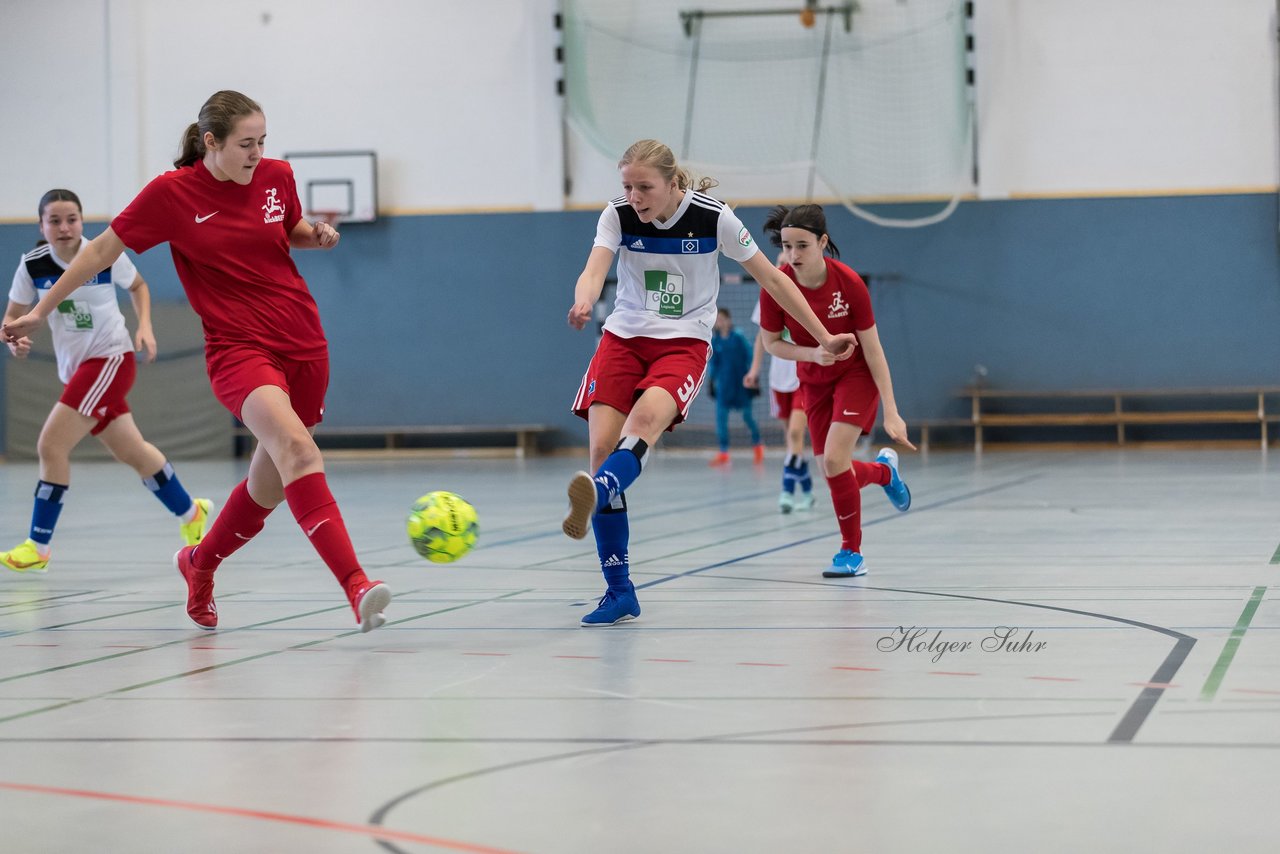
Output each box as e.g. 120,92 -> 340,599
174,122 -> 204,168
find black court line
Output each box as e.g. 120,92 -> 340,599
0,589 -> 528,725
614,470 -> 1191,744
632,473 -> 1042,592
360,707 -> 1129,854
705,571 -> 1198,744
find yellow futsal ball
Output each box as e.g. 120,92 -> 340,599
406,491 -> 479,563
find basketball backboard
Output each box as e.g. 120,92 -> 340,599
283,150 -> 378,224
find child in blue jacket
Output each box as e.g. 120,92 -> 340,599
708,307 -> 763,466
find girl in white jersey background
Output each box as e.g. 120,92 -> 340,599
1,189 -> 211,574
562,139 -> 858,626
747,292 -> 815,514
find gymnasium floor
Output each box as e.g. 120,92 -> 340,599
0,448 -> 1276,853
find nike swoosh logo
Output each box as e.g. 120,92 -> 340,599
842,410 -> 860,416
838,512 -> 856,521
306,519 -> 330,537
234,533 -> 252,540
195,211 -> 220,223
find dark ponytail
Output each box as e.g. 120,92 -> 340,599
174,90 -> 263,168
762,203 -> 840,259
175,122 -> 203,168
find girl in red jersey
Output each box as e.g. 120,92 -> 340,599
562,140 -> 858,625
2,91 -> 390,632
2,189 -> 212,574
757,204 -> 915,578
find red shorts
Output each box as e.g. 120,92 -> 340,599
801,370 -> 879,453
572,331 -> 710,429
207,345 -> 329,426
770,388 -> 804,421
60,351 -> 135,436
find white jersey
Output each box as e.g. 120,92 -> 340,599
9,236 -> 138,383
596,190 -> 759,342
750,299 -> 800,393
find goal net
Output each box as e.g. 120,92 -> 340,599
563,0 -> 973,227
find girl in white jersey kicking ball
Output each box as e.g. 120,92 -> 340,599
2,189 -> 212,574
563,139 -> 857,625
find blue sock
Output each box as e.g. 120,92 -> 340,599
30,480 -> 68,546
593,495 -> 631,592
797,457 -> 813,493
592,437 -> 650,509
781,459 -> 798,494
143,462 -> 194,517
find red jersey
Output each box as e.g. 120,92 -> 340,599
758,257 -> 874,384
111,158 -> 327,360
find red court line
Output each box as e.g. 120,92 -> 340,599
463,652 -> 511,657
0,781 -> 523,854
1228,687 -> 1280,696
737,662 -> 787,667
1027,676 -> 1080,682
645,658 -> 692,663
929,671 -> 980,677
831,666 -> 881,672
554,655 -> 600,660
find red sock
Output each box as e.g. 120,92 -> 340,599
191,479 -> 273,572
283,472 -> 367,593
851,460 -> 891,488
826,468 -> 863,552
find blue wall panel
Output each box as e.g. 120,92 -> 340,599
2,192 -> 1277,452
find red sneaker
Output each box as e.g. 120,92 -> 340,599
753,444 -> 765,465
708,451 -> 731,468
174,546 -> 217,630
348,578 -> 392,633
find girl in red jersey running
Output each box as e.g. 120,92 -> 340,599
757,204 -> 915,578
2,91 -> 390,632
2,189 -> 211,574
562,140 -> 857,626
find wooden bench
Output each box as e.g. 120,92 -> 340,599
233,423 -> 553,458
915,418 -> 978,453
954,387 -> 1280,452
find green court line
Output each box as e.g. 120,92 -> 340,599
1199,586 -> 1267,701
1270,542 -> 1280,564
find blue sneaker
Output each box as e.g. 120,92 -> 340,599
823,549 -> 866,578
876,448 -> 911,512
581,585 -> 641,626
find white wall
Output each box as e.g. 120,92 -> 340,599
975,0 -> 1278,198
0,0 -> 1276,220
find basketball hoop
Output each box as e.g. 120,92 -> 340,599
799,0 -> 816,28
